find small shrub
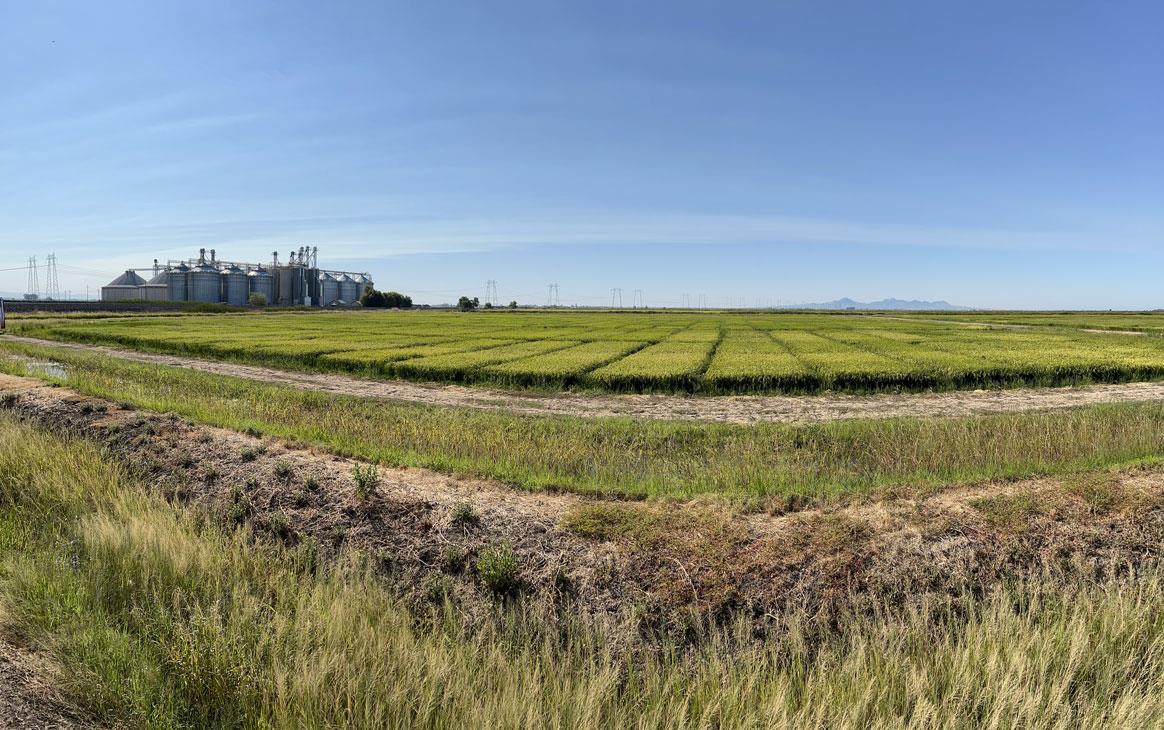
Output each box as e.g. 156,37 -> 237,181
442,545 -> 468,573
227,488 -> 253,524
203,466 -> 220,484
198,432 -> 213,444
248,292 -> 268,307
552,565 -> 574,595
266,512 -> 293,540
274,460 -> 295,481
421,572 -> 453,603
476,543 -> 519,595
305,476 -> 320,491
352,463 -> 379,501
327,524 -> 348,548
177,453 -> 194,469
244,478 -> 260,491
450,502 -> 477,526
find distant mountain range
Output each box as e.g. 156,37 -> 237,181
783,297 -> 971,311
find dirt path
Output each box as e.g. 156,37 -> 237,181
7,335 -> 1164,424
11,337 -> 1164,426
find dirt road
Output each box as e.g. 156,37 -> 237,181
6,335 -> 1164,424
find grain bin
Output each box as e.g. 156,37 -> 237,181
100,270 -> 147,301
188,262 -> 222,303
338,274 -> 359,305
319,271 -> 340,306
353,274 -> 371,302
167,262 -> 189,302
222,264 -> 249,306
140,270 -> 170,301
248,266 -> 275,304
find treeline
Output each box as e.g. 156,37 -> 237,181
361,288 -> 413,308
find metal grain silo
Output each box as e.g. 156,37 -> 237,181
248,266 -> 275,304
222,264 -> 249,306
141,270 -> 170,301
167,263 -> 189,301
319,271 -> 340,306
338,274 -> 359,305
100,270 -> 147,301
188,262 -> 222,303
353,274 -> 371,302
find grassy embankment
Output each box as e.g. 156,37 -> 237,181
2,415 -> 1164,727
6,340 -> 1164,503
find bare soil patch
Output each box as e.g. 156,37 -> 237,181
9,336 -> 1164,425
0,634 -> 96,729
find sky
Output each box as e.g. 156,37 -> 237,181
1,1 -> 1161,308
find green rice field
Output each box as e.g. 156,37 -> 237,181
13,310 -> 1164,394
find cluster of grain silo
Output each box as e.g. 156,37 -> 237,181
101,247 -> 373,306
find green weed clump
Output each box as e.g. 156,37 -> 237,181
476,543 -> 520,594
351,463 -> 379,500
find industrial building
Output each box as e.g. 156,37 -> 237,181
101,247 -> 373,306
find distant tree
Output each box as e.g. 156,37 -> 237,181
508,301 -> 518,309
248,292 -> 268,307
383,291 -> 412,308
483,302 -> 493,309
361,287 -> 384,307
457,296 -> 480,312
361,288 -> 413,309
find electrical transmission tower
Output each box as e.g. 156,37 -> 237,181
484,280 -> 499,307
610,288 -> 623,308
546,283 -> 560,307
45,254 -> 60,300
632,289 -> 644,308
26,257 -> 39,299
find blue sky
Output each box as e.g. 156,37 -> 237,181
1,1 -> 1160,307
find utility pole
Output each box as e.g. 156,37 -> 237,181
610,288 -> 623,308
485,280 -> 499,307
26,256 -> 39,299
633,289 -> 644,308
45,254 -> 60,300
546,283 -> 560,307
